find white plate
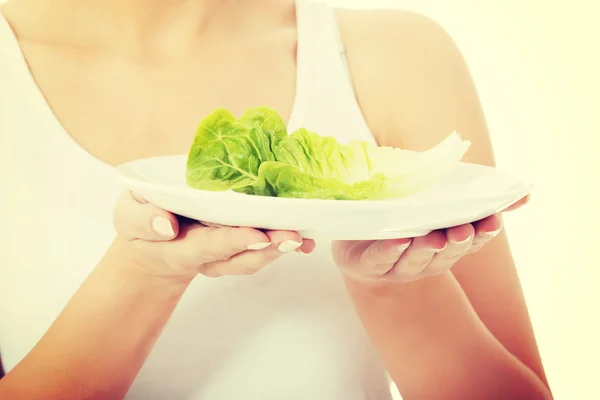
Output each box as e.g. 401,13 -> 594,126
116,155 -> 532,240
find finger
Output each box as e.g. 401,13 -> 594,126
258,230 -> 305,258
391,230 -> 446,279
114,191 -> 179,241
296,239 -> 317,254
425,224 -> 475,276
201,230 -> 303,277
469,214 -> 503,253
348,239 -> 411,268
203,222 -> 316,254
501,194 -> 530,212
201,221 -> 240,229
339,238 -> 412,279
176,224 -> 272,265
201,250 -> 275,277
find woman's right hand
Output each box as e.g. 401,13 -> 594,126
112,191 -> 315,281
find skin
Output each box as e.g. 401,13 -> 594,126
0,0 -> 550,399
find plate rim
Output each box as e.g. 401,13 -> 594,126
116,155 -> 533,210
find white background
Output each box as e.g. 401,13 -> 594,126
2,0 -> 599,399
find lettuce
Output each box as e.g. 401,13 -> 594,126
186,107 -> 470,200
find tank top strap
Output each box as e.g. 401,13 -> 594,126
292,0 -> 375,144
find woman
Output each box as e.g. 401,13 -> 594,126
0,0 -> 551,399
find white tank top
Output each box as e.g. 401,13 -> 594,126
0,1 -> 394,399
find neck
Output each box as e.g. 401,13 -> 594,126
8,0 -> 289,59
101,0 -> 226,35
74,0 -> 230,56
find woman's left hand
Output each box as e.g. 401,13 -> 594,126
332,195 -> 530,282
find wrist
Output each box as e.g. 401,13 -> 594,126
342,270 -> 451,297
342,272 -> 467,325
103,237 -> 196,290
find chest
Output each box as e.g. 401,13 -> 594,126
19,33 -> 297,166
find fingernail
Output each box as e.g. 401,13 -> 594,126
452,235 -> 473,245
397,241 -> 411,252
433,242 -> 447,252
247,242 -> 271,250
152,216 -> 174,237
483,228 -> 502,239
278,240 -> 302,253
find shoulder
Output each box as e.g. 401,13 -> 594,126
335,9 -> 466,80
335,8 -> 452,44
335,9 -> 494,165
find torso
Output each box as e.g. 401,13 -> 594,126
0,1 -> 394,399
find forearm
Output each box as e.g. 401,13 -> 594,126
0,239 -> 192,400
344,271 -> 552,400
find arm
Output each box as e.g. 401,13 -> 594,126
0,191 -> 309,400
0,240 -> 192,400
338,10 -> 551,400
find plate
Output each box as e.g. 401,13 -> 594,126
116,155 -> 532,240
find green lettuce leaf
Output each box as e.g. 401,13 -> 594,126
186,107 -> 287,190
186,106 -> 471,200
236,162 -> 388,200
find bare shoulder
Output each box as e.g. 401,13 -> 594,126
335,9 -> 494,165
335,8 -> 451,47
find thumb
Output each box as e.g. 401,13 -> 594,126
113,191 -> 179,241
